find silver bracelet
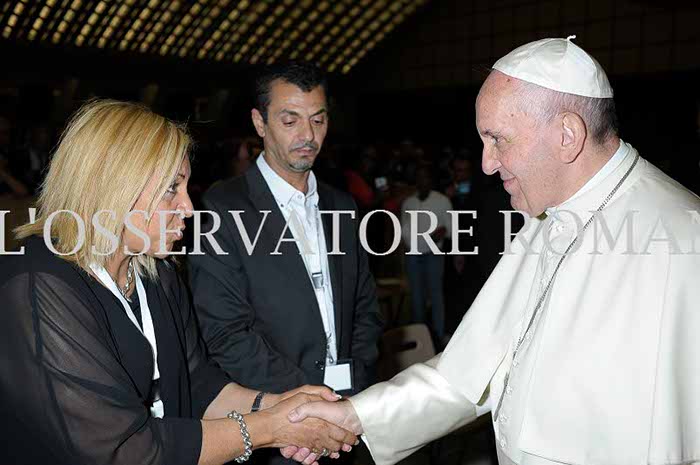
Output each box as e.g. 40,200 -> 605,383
227,410 -> 253,463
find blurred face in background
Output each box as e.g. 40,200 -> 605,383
30,126 -> 51,151
452,159 -> 472,183
416,167 -> 433,198
252,79 -> 328,175
248,140 -> 263,156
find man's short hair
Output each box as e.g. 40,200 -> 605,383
254,61 -> 329,123
516,81 -> 619,144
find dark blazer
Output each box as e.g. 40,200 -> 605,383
188,164 -> 383,395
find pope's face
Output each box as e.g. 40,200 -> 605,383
476,71 -> 559,217
253,80 -> 328,174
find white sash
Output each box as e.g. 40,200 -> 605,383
90,263 -> 164,418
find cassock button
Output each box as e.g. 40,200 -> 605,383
315,360 -> 325,371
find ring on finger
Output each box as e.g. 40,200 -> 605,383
321,448 -> 330,457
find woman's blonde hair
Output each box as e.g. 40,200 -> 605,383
16,99 -> 191,279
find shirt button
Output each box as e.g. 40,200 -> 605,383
499,415 -> 508,424
512,358 -> 519,367
499,438 -> 507,449
506,385 -> 513,395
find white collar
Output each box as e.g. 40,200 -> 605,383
547,139 -> 630,216
257,151 -> 318,208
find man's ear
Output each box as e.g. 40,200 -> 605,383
559,112 -> 586,164
251,108 -> 266,138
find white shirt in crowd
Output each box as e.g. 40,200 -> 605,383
401,190 -> 453,254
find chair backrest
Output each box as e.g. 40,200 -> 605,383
377,323 -> 436,381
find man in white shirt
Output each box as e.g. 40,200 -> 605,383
189,62 -> 383,465
401,164 -> 453,344
283,38 -> 700,465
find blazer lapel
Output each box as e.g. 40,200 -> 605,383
244,165 -> 323,317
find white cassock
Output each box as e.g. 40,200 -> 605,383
351,141 -> 700,465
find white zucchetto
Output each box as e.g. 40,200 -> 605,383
492,35 -> 614,98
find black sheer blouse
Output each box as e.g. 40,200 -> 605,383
0,236 -> 230,465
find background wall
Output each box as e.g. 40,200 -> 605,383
344,0 -> 700,167
351,0 -> 700,90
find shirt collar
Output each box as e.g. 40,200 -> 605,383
257,151 -> 318,208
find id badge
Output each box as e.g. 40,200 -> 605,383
150,399 -> 164,418
323,359 -> 354,393
311,272 -> 324,290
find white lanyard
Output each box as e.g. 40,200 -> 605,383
290,203 -> 337,364
90,263 -> 164,418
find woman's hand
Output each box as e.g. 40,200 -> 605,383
263,385 -> 341,410
249,393 -> 357,457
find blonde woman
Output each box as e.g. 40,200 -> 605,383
0,100 -> 354,465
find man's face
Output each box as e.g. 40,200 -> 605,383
416,169 -> 432,195
475,72 -> 559,217
252,80 -> 328,174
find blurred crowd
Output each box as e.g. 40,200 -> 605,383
185,133 -> 532,345
2,103 -> 700,348
0,110 -> 516,346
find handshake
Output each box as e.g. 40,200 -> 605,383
254,385 -> 364,465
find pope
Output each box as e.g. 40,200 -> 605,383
282,37 -> 700,465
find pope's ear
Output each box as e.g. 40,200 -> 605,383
251,108 -> 266,138
559,112 -> 586,164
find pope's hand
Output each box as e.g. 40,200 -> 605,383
288,399 -> 363,435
